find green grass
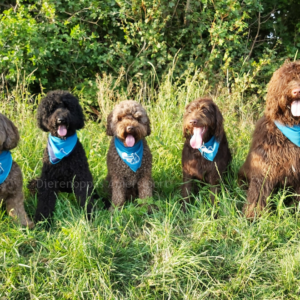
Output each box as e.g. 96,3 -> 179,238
1,73 -> 300,299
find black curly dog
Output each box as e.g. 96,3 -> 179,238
32,90 -> 96,222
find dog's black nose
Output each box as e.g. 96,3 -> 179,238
57,118 -> 65,124
126,126 -> 134,132
189,119 -> 197,125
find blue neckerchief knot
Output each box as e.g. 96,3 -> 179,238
47,133 -> 78,164
114,137 -> 143,172
275,121 -> 300,147
196,135 -> 220,162
0,151 -> 13,184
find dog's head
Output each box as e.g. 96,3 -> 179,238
183,98 -> 224,148
265,61 -> 300,125
37,90 -> 84,138
106,100 -> 151,146
0,114 -> 19,151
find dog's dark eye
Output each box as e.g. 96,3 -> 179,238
202,108 -> 208,113
50,106 -> 58,114
118,116 -> 122,121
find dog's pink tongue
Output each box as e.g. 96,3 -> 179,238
291,101 -> 300,117
125,135 -> 135,147
190,127 -> 205,149
57,125 -> 67,137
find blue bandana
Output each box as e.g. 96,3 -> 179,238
47,133 -> 78,164
114,137 -> 143,172
197,135 -> 220,162
0,151 -> 13,184
275,121 -> 300,147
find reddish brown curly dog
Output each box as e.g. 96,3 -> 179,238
0,114 -> 34,228
106,100 -> 153,211
181,98 -> 231,210
239,61 -> 300,218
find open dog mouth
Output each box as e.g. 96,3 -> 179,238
124,134 -> 135,147
57,125 -> 68,137
190,127 -> 206,149
291,101 -> 300,117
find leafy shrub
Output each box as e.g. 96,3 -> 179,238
0,0 -> 299,108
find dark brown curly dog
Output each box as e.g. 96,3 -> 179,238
181,98 -> 231,210
106,100 -> 153,211
0,114 -> 34,228
239,61 -> 300,218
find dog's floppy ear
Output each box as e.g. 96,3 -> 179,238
183,103 -> 191,138
146,116 -> 151,136
183,126 -> 190,139
64,93 -> 85,130
74,102 -> 85,130
37,98 -> 50,132
0,114 -> 20,150
106,112 -> 114,136
213,103 -> 224,141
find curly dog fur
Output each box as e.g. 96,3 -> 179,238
181,98 -> 231,210
106,100 -> 153,210
239,61 -> 300,218
0,114 -> 34,228
32,90 -> 95,222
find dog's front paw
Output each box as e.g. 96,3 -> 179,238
243,202 -> 258,219
27,178 -> 40,195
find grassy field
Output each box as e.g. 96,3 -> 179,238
1,71 -> 300,299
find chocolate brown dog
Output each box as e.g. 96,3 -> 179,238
181,98 -> 231,210
0,114 -> 34,228
239,61 -> 300,218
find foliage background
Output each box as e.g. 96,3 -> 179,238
1,0 -> 300,109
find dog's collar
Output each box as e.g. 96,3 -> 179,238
275,121 -> 300,147
114,137 -> 143,172
195,135 -> 220,161
47,133 -> 78,164
0,151 -> 13,184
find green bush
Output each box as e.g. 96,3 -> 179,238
0,0 -> 299,107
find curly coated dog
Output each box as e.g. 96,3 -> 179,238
181,98 -> 231,210
0,114 -> 34,228
32,90 -> 95,222
239,61 -> 300,218
105,100 -> 153,211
